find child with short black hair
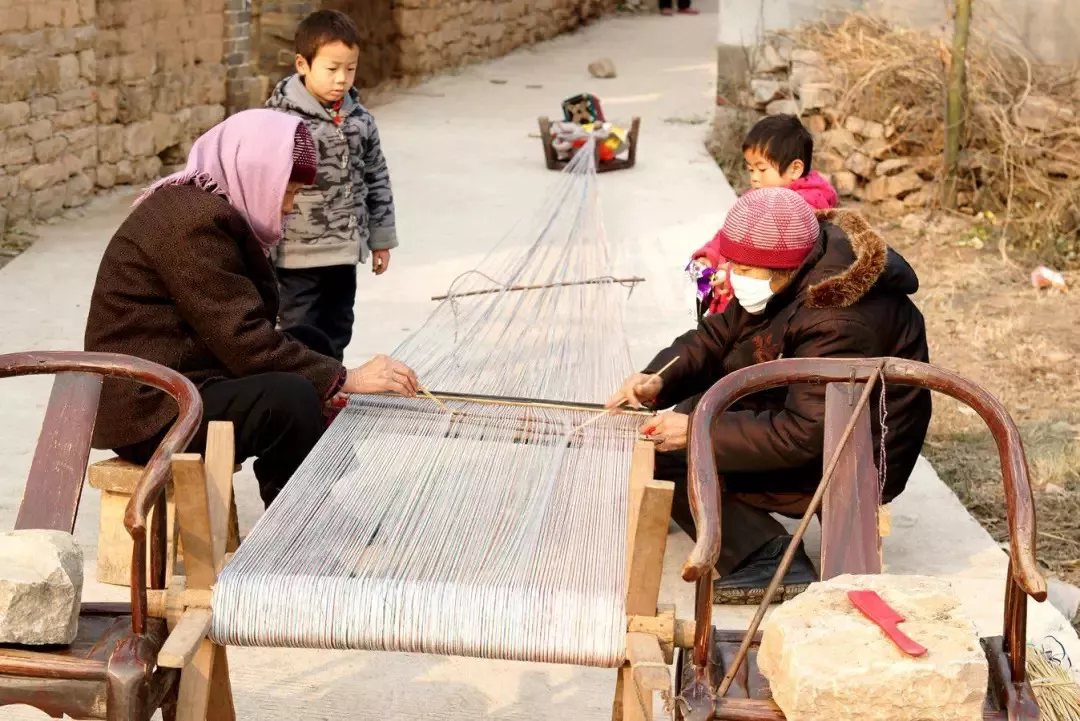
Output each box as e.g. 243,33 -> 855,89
688,114 -> 837,318
266,9 -> 399,362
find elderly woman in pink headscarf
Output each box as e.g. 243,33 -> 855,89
85,109 -> 417,507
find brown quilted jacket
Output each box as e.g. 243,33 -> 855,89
644,209 -> 932,501
84,184 -> 345,451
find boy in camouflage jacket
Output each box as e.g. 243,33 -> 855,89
266,9 -> 398,361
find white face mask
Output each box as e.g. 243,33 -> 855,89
729,271 -> 775,314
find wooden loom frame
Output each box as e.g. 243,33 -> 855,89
149,429 -> 691,721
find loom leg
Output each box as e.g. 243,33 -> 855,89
614,442 -> 675,721
167,422 -> 237,721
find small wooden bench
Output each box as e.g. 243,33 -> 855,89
89,457 -> 239,587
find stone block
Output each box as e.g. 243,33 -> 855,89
26,119 -> 53,142
124,120 -> 155,157
751,44 -> 788,75
0,4 -> 30,33
152,112 -> 180,154
28,2 -> 64,30
789,48 -> 825,68
120,53 -> 156,83
588,57 -> 616,79
759,574 -> 986,721
118,85 -> 153,123
60,0 -> 82,28
52,107 -> 88,130
79,0 -> 95,23
750,78 -> 783,108
876,158 -> 912,177
845,151 -> 875,179
833,170 -> 858,197
766,98 -> 799,116
96,162 -> 116,188
20,160 -> 68,190
804,114 -> 827,134
31,184 -> 67,219
0,28 -> 45,57
190,104 -> 225,133
97,123 -> 124,163
44,26 -> 78,54
136,154 -> 163,183
821,127 -> 858,157
79,49 -> 95,81
0,139 -> 35,166
797,83 -> 834,113
0,102 -> 31,130
861,137 -> 890,160
66,125 -> 96,149
865,169 -> 924,203
57,86 -> 95,108
115,158 -> 134,184
8,191 -> 32,220
30,96 -> 59,118
816,150 -> 846,174
64,172 -> 93,207
0,530 -> 84,645
789,63 -> 832,94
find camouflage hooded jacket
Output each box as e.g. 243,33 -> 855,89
266,74 -> 398,268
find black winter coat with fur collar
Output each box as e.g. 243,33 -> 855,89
644,209 -> 931,501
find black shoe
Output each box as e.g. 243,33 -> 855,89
712,535 -> 818,605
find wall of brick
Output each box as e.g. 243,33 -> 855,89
249,0 -> 617,104
0,0 -> 229,233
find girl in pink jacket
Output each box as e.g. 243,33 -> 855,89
690,115 -> 838,317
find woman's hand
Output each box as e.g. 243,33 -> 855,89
343,354 -> 418,396
640,412 -> 689,452
606,372 -> 663,410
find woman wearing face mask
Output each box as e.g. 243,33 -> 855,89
85,109 -> 418,509
607,187 -> 931,603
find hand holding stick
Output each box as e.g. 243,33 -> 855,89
572,356 -> 680,434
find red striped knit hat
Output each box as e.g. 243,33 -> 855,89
290,123 -> 317,185
715,187 -> 820,269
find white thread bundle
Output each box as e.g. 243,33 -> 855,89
212,140 -> 640,666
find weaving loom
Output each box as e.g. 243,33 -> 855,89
149,138 -> 689,721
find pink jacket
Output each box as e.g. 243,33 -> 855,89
691,171 -> 839,315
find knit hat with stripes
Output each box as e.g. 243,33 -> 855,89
714,187 -> 820,269
290,123 -> 317,185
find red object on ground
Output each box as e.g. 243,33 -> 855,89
847,589 -> 928,657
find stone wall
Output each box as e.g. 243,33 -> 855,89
1,0 -> 230,234
250,0 -> 617,102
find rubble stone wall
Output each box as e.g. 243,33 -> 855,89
1,0 -> 229,233
251,0 -> 618,102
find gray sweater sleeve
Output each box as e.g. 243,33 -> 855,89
361,117 -> 398,250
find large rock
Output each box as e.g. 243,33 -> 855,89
588,58 -> 616,79
865,169 -> 923,202
751,44 -> 788,75
750,78 -> 784,107
0,530 -> 84,645
759,574 -> 987,721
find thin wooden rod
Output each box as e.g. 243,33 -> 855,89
431,276 -> 646,301
571,355 -> 681,434
716,361 -> 885,698
422,390 -> 655,416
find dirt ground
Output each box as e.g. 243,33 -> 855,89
872,208 -> 1080,617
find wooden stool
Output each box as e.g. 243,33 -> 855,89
88,457 -> 239,587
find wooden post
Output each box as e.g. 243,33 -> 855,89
169,422 -> 237,721
943,0 -> 973,208
614,441 -> 675,721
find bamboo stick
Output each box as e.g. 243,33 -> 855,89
431,276 -> 645,301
